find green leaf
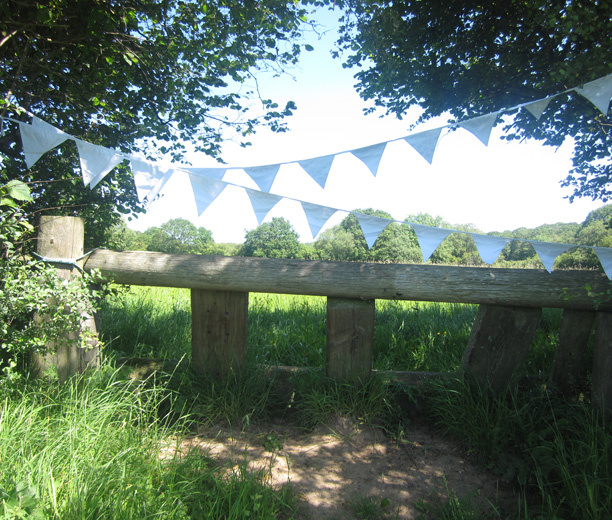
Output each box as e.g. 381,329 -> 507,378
5,180 -> 32,202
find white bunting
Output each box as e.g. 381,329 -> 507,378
354,213 -> 392,248
593,246 -> 612,280
130,157 -> 172,202
411,224 -> 453,262
146,168 -> 175,202
351,142 -> 387,177
530,241 -> 573,273
182,167 -> 227,181
458,112 -> 499,146
472,234 -> 511,264
298,154 -> 336,189
523,97 -> 553,120
300,201 -> 338,239
245,188 -> 282,224
188,174 -> 227,216
75,139 -> 125,188
244,164 -> 281,192
19,116 -> 70,168
574,73 -> 612,115
404,127 -> 444,164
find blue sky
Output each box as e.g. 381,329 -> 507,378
128,7 -> 604,243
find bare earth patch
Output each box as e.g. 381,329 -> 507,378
161,415 -> 518,519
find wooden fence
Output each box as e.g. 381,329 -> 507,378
37,216 -> 612,416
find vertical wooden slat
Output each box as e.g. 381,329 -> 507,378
191,289 -> 248,380
549,309 -> 595,396
462,304 -> 541,391
592,312 -> 612,420
34,215 -> 100,381
326,297 -> 374,383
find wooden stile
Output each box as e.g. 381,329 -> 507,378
191,289 -> 248,380
34,215 -> 100,381
326,297 -> 375,383
592,312 -> 612,420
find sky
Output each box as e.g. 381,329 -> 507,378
127,7 -> 605,244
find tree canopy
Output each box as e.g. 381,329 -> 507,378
239,217 -> 302,258
336,0 -> 612,201
0,0 -> 315,244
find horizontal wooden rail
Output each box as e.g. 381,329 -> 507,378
85,250 -> 612,311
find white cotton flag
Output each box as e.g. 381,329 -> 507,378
244,164 -> 281,193
404,127 -> 444,164
523,97 -> 553,120
245,188 -> 282,224
458,112 -> 499,146
351,142 -> 387,177
574,73 -> 612,115
182,167 -> 227,181
146,168 -> 175,202
130,157 -> 173,201
593,246 -> 612,279
354,212 -> 392,248
530,241 -> 572,273
188,174 -> 227,216
75,139 -> 125,188
411,224 -> 453,262
19,116 -> 70,168
300,201 -> 338,239
472,234 -> 511,265
298,154 -> 336,189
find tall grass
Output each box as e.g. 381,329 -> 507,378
0,368 -> 296,519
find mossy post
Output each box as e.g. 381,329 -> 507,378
34,215 -> 100,381
191,289 -> 248,380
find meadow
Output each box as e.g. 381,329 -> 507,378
1,286 -> 610,519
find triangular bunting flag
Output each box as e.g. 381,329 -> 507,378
592,246 -> 612,280
244,164 -> 281,193
75,139 -> 125,188
574,73 -> 612,115
530,241 -> 572,273
146,168 -> 175,202
351,142 -> 387,177
411,224 -> 453,262
298,154 -> 336,189
458,112 -> 499,146
182,167 -> 228,181
472,234 -> 511,265
300,201 -> 338,239
130,158 -> 173,202
523,97 -> 553,120
354,213 -> 391,248
19,116 -> 70,168
188,174 -> 227,216
244,188 -> 282,224
404,127 -> 444,164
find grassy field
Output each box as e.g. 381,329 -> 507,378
1,286 -> 610,519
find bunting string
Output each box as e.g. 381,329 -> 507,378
3,73 -> 612,277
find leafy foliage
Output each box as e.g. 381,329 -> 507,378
239,217 -> 302,258
1,0 -> 316,244
336,0 -> 612,201
0,181 -> 101,379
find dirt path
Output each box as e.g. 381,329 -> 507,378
162,416 -> 518,519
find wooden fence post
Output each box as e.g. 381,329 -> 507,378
34,215 -> 100,381
462,304 -> 541,391
592,312 -> 612,420
191,289 -> 248,380
326,297 -> 374,383
549,309 -> 595,396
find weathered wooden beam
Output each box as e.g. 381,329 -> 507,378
462,304 -> 542,391
191,289 -> 248,380
34,216 -> 100,381
549,309 -> 595,396
592,312 -> 612,420
85,250 -> 612,311
326,298 -> 374,383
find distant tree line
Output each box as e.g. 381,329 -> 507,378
104,205 -> 612,272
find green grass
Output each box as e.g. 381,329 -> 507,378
41,286 -> 610,519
